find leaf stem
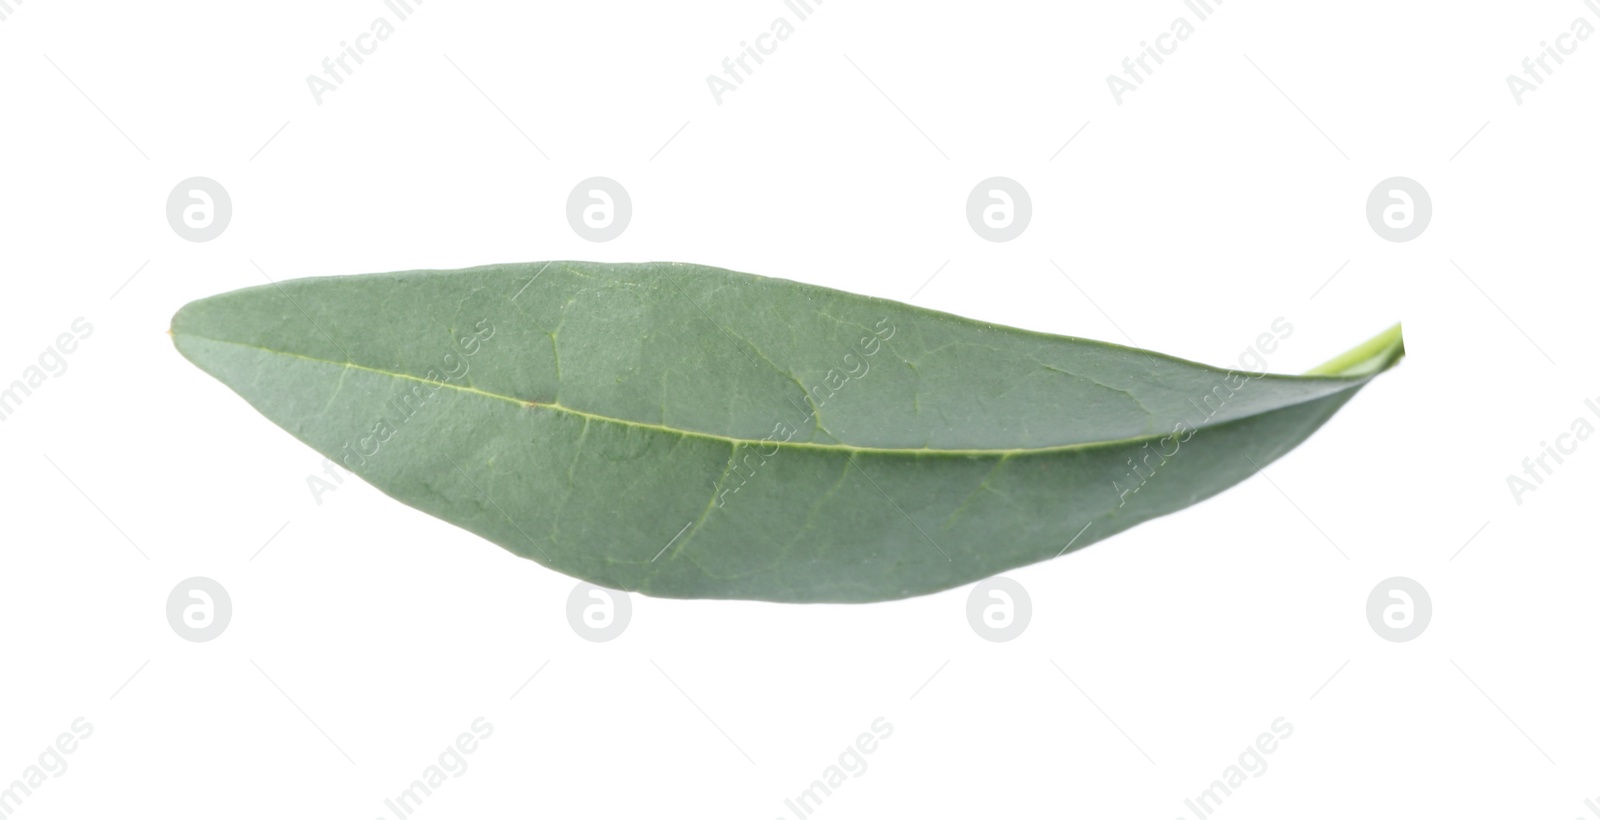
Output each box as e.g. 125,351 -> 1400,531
1303,322 -> 1405,378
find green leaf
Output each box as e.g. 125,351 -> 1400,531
171,261 -> 1404,603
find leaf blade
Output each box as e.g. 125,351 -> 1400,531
172,261 -> 1402,602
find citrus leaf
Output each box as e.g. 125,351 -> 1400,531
171,261 -> 1403,603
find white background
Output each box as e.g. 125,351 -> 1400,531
2,0 -> 1597,817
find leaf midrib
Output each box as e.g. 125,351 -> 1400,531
177,332 -> 1364,459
